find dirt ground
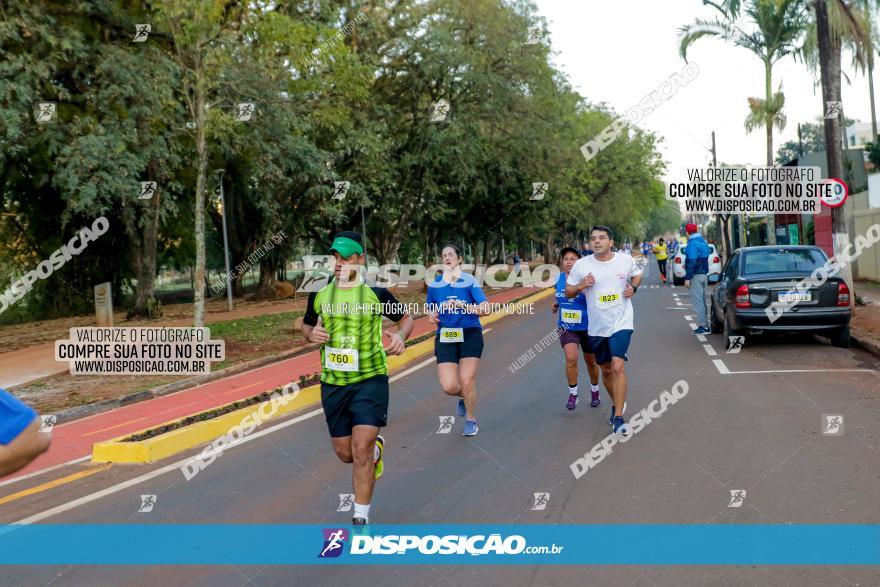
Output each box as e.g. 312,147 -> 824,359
852,280 -> 880,348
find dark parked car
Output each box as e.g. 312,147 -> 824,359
710,246 -> 852,349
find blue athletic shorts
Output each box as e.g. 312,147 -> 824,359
0,389 -> 38,445
434,327 -> 484,364
588,330 -> 633,365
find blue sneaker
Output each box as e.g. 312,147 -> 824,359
457,398 -> 466,418
692,326 -> 711,335
612,415 -> 629,437
462,419 -> 478,436
609,405 -> 616,426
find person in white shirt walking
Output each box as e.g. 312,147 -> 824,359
565,226 -> 643,435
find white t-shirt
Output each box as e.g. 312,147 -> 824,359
566,252 -> 639,337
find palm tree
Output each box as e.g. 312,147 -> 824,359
812,0 -> 874,303
679,0 -> 806,245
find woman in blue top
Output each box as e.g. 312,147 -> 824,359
552,247 -> 600,411
426,244 -> 491,437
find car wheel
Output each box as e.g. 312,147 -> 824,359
723,309 -> 743,349
710,300 -> 723,334
829,326 -> 851,348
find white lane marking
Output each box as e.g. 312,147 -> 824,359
723,368 -> 878,375
703,344 -> 717,356
665,307 -> 688,310
684,315 -> 694,321
0,456 -> 91,489
13,356 -> 441,525
713,359 -> 730,374
688,323 -> 697,330
696,334 -> 707,342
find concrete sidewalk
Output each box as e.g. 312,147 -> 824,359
852,279 -> 880,355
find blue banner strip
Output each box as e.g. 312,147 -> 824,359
0,524 -> 877,565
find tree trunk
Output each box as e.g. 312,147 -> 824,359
544,234 -> 553,264
815,0 -> 853,304
255,257 -> 274,300
127,182 -> 160,316
868,57 -> 877,139
193,66 -> 208,327
764,57 -> 777,245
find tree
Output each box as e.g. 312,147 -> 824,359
679,0 -> 807,245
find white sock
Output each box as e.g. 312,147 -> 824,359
374,443 -> 381,462
353,502 -> 370,521
568,384 -> 578,395
590,383 -> 599,392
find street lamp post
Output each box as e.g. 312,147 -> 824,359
217,170 -> 234,312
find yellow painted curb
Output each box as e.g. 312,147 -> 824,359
92,287 -> 554,464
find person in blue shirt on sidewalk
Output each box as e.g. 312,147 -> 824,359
426,244 -> 491,436
683,223 -> 711,335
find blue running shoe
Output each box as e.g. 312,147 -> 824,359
457,398 -> 466,418
609,404 -> 616,426
462,419 -> 478,436
612,415 -> 629,437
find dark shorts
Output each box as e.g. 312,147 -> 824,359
434,327 -> 484,364
589,330 -> 633,365
320,375 -> 389,438
0,389 -> 37,445
559,328 -> 592,353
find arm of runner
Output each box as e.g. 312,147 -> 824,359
564,261 -> 592,298
301,292 -> 329,344
377,288 -> 413,355
466,280 -> 492,316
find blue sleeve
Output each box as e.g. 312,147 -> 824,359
470,283 -> 488,305
684,240 -> 697,279
426,284 -> 436,306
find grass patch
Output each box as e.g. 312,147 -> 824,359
207,311 -> 304,344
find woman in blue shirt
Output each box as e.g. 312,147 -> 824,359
426,244 -> 491,437
552,247 -> 601,411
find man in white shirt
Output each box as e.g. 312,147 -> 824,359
566,226 -> 642,435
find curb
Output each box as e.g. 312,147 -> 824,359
91,288 -> 553,464
851,331 -> 880,358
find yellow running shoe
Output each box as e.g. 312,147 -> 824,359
374,434 -> 385,480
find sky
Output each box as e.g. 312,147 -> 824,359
533,0 -> 878,184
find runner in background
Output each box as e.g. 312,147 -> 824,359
301,231 -> 414,525
640,241 -> 652,257
426,244 -> 491,436
552,247 -> 601,410
0,389 -> 52,478
653,238 -> 668,285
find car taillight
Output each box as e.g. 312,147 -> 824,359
735,285 -> 750,308
675,257 -> 681,264
837,282 -> 850,307
713,256 -> 720,263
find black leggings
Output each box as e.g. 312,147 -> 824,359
657,259 -> 667,277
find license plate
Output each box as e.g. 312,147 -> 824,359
778,291 -> 811,303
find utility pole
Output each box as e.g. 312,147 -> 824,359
217,170 -> 233,312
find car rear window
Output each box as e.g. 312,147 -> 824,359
743,249 -> 827,274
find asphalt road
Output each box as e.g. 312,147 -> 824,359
3,270 -> 879,586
